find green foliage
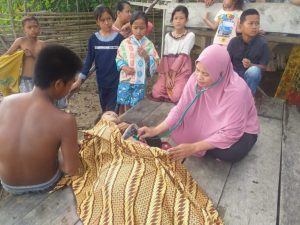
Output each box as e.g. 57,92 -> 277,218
0,0 -> 118,14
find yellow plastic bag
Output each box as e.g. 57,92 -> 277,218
0,51 -> 24,96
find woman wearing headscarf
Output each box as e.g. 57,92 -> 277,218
139,45 -> 259,162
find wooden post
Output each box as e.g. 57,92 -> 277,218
161,9 -> 166,58
145,0 -> 160,14
76,0 -> 79,12
7,0 -> 16,39
0,35 -> 9,51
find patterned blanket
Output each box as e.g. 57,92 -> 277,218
54,120 -> 224,225
275,45 -> 300,105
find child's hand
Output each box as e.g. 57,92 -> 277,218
138,47 -> 149,62
242,58 -> 252,69
259,29 -> 265,36
70,79 -> 82,93
204,0 -> 214,7
165,76 -> 171,89
203,11 -> 209,20
122,66 -> 135,75
121,22 -> 131,32
166,71 -> 175,89
24,49 -> 33,57
166,76 -> 174,89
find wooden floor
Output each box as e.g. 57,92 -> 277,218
0,96 -> 299,225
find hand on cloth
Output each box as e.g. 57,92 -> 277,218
167,143 -> 199,161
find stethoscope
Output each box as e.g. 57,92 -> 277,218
160,75 -> 224,137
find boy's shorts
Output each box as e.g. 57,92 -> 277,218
117,82 -> 145,107
19,76 -> 34,93
1,170 -> 63,195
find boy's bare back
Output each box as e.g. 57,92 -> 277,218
0,92 -> 78,186
0,44 -> 82,194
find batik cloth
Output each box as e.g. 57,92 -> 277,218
275,45 -> 300,105
0,51 -> 23,96
53,120 -> 224,225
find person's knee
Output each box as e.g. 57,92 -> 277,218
152,88 -> 160,98
151,82 -> 162,98
245,66 -> 262,82
169,92 -> 181,103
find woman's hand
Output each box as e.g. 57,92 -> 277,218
122,66 -> 135,75
168,143 -> 199,161
138,126 -> 157,139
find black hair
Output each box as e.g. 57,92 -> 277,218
22,16 -> 39,27
94,4 -> 114,20
240,9 -> 260,24
33,45 -> 82,89
233,0 -> 244,10
130,11 -> 148,26
170,5 -> 189,22
116,0 -> 131,12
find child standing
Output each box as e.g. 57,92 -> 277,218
71,5 -> 124,112
5,16 -> 46,93
116,11 -> 159,113
203,0 -> 243,46
151,5 -> 195,103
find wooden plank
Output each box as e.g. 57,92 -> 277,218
165,3 -> 300,35
183,157 -> 231,206
19,188 -> 79,225
139,101 -> 174,126
218,117 -> 282,225
75,220 -> 83,225
166,27 -> 300,45
0,192 -> 49,224
129,2 -> 168,10
279,105 -> 300,225
120,98 -> 162,126
258,96 -> 285,120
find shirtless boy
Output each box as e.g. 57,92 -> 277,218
5,16 -> 46,93
0,45 -> 82,194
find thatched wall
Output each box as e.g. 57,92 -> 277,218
0,9 -> 163,58
0,12 -> 96,58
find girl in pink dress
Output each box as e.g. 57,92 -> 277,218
151,5 -> 195,103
